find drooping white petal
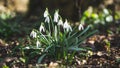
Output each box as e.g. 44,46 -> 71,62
63,19 -> 72,32
45,16 -> 50,23
57,19 -> 63,26
78,24 -> 84,31
54,10 -> 59,22
63,19 -> 68,28
36,40 -> 41,48
66,26 -> 72,32
44,8 -> 50,23
44,8 -> 49,17
30,30 -> 37,38
39,23 -> 45,32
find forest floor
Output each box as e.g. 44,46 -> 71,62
0,34 -> 120,68
0,20 -> 120,68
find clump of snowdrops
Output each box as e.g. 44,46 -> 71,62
24,8 -> 97,64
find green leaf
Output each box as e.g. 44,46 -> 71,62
77,25 -> 91,37
77,30 -> 98,46
38,54 -> 46,63
45,45 -> 53,52
29,51 -> 40,58
68,46 -> 86,51
67,26 -> 90,41
75,37 -> 78,45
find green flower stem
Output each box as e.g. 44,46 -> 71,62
49,15 -> 55,33
54,26 -> 58,41
48,21 -> 51,35
63,31 -> 69,64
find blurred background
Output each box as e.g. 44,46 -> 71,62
0,0 -> 119,21
0,0 -> 120,39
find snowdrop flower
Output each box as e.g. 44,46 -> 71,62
57,18 -> 63,26
78,24 -> 84,31
36,40 -> 41,48
103,8 -> 109,15
25,46 -> 30,49
106,15 -> 113,22
45,16 -> 50,23
63,19 -> 72,32
54,10 -> 59,22
30,30 -> 37,38
44,8 -> 50,23
44,8 -> 49,18
39,23 -> 45,32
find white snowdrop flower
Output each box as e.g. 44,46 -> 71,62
78,24 -> 84,31
30,30 -> 37,38
45,16 -> 50,23
63,19 -> 72,32
106,15 -> 113,22
36,40 -> 41,48
44,8 -> 49,18
54,10 -> 59,22
44,8 -> 50,23
103,8 -> 109,15
39,23 -> 45,32
25,46 -> 30,49
57,19 -> 63,26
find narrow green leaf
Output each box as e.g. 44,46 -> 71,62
68,46 -> 86,51
67,26 -> 90,41
45,45 -> 53,52
77,30 -> 98,46
29,51 -> 40,58
38,54 -> 46,63
77,25 -> 90,37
